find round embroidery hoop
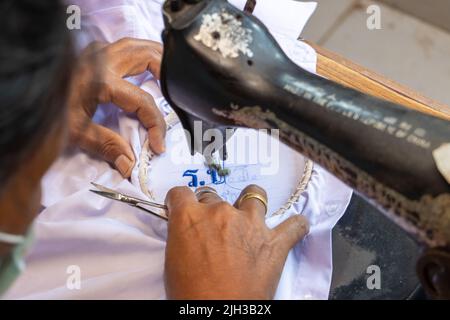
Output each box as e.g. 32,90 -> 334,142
138,112 -> 314,217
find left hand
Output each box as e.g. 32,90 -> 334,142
68,38 -> 166,178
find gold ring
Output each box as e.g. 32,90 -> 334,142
194,186 -> 219,198
237,192 -> 268,214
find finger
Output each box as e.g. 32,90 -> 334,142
110,37 -> 163,55
273,215 -> 310,254
83,41 -> 109,55
195,186 -> 222,204
107,38 -> 163,79
109,78 -> 166,154
74,122 -> 135,178
234,184 -> 268,220
165,186 -> 198,218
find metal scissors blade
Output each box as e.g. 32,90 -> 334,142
90,182 -> 168,221
90,190 -> 122,202
90,182 -> 121,194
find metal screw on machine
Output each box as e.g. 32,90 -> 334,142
244,0 -> 257,13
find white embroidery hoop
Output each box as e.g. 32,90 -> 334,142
138,112 -> 314,217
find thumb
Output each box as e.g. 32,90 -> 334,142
76,122 -> 136,178
273,215 -> 310,254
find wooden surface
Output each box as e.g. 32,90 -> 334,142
306,41 -> 450,121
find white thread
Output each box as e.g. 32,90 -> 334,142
270,159 -> 314,217
138,111 -> 180,200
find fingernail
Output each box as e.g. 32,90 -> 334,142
160,142 -> 166,153
115,155 -> 133,177
154,141 -> 166,154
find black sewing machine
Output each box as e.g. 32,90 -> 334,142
159,0 -> 450,299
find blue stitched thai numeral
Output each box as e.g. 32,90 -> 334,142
182,169 -> 199,187
207,169 -> 225,185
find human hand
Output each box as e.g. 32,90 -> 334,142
68,38 -> 166,178
164,185 -> 310,300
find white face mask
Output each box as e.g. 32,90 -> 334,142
0,228 -> 34,296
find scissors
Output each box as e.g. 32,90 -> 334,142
90,182 -> 168,221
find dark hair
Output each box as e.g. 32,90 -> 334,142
0,0 -> 73,186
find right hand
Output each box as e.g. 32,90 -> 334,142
164,185 -> 310,300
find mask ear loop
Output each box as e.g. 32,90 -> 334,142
0,232 -> 25,245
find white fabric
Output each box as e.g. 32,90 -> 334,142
144,122 -> 308,215
4,0 -> 352,300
